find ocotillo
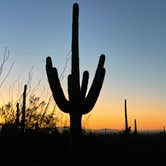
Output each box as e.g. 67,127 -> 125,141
46,3 -> 105,137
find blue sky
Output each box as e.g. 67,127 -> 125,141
0,0 -> 166,129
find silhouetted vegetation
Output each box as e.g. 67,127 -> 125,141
46,3 -> 105,150
134,119 -> 137,135
0,84 -> 62,136
0,131 -> 165,165
124,99 -> 131,134
20,84 -> 27,134
0,3 -> 165,166
0,47 -> 14,89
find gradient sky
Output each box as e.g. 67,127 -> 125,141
0,0 -> 166,130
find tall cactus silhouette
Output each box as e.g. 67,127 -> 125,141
134,119 -> 137,135
21,84 -> 27,133
124,99 -> 131,134
46,3 -> 105,137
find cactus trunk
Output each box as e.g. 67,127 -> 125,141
72,3 -> 80,96
70,113 -> 82,137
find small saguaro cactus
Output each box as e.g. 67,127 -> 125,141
124,99 -> 131,134
21,84 -> 27,133
134,119 -> 137,135
46,3 -> 106,138
163,126 -> 165,136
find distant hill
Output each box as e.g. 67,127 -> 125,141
57,127 -> 163,135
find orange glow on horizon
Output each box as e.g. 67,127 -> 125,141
85,97 -> 166,131
0,86 -> 166,131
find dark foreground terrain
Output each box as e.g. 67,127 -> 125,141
0,130 -> 165,165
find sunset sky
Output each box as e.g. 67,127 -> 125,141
0,0 -> 166,131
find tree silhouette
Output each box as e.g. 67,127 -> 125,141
46,3 -> 106,140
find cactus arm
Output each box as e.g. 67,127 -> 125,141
46,57 -> 70,113
80,70 -> 89,101
82,55 -> 105,114
97,54 -> 105,68
71,3 -> 80,98
83,68 -> 105,114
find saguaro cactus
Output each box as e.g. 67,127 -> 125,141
21,84 -> 27,133
134,119 -> 137,135
124,99 -> 131,134
163,126 -> 165,136
46,3 -> 105,137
